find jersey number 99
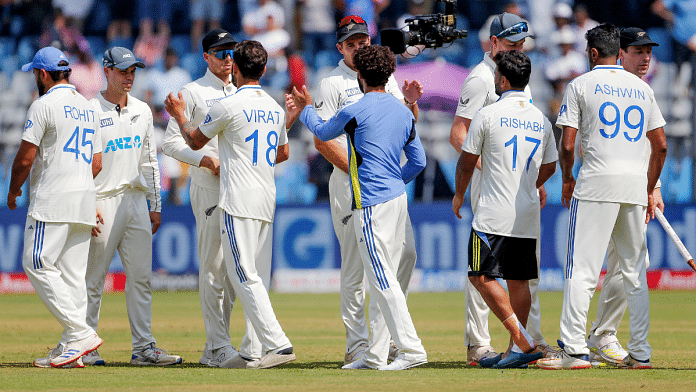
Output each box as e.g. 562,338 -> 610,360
599,102 -> 644,142
63,125 -> 95,164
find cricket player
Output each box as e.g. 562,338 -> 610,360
310,14 -> 423,366
7,46 -> 103,368
587,27 -> 662,366
165,40 -> 295,370
163,29 -> 266,368
453,50 -> 558,369
83,47 -> 181,366
448,12 -> 555,365
289,44 -> 428,371
537,24 -> 667,370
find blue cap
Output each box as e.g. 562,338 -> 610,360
21,46 -> 70,72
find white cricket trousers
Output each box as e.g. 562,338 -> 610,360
353,194 -> 427,366
329,169 -> 417,355
591,224 -> 650,338
190,183 -> 265,358
23,217 -> 96,343
561,198 -> 651,360
220,211 -> 292,353
465,169 -> 547,347
86,191 -> 155,349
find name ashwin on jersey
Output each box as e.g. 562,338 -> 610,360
243,109 -> 281,124
594,84 -> 646,100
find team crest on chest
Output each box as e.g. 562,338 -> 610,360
130,115 -> 140,124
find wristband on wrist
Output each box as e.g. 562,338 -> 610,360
404,97 -> 417,105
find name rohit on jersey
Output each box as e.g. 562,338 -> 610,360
594,84 -> 646,100
243,109 -> 281,124
104,135 -> 142,153
500,117 -> 543,132
64,106 -> 96,122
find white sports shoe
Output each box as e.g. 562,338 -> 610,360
588,352 -> 607,367
342,357 -> 374,370
208,346 -> 250,369
536,350 -> 592,370
387,342 -> 399,362
537,343 -> 561,358
467,345 -> 498,366
51,334 -> 103,368
130,343 -> 182,366
378,355 -> 427,371
246,347 -> 295,369
587,332 -> 628,365
200,343 -> 212,365
82,349 -> 105,366
344,343 -> 368,365
34,345 -> 84,368
618,355 -> 652,369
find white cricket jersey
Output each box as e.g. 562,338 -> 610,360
163,68 -> 236,190
91,92 -> 162,212
556,65 -> 666,206
463,90 -> 558,238
199,85 -> 288,222
455,52 -> 532,120
22,84 -> 101,225
314,59 -> 403,152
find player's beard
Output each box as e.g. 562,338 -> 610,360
36,75 -> 46,96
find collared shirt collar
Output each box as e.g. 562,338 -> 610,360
339,59 -> 358,78
45,83 -> 76,95
234,85 -> 262,94
593,64 -> 624,71
483,52 -> 497,71
204,68 -> 234,90
498,89 -> 527,101
96,91 -> 131,112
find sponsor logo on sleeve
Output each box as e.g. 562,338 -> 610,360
25,119 -> 33,129
203,114 -> 212,124
559,104 -> 567,117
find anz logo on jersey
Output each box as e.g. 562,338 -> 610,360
104,135 -> 142,153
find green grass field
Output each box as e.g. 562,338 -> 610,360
1,291 -> 695,391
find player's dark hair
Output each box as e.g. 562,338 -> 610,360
47,61 -> 71,82
233,40 -> 267,80
586,23 -> 620,58
353,45 -> 396,88
494,50 -> 530,89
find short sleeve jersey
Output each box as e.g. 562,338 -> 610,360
22,84 -> 102,225
91,92 -> 161,212
464,91 -> 558,238
314,59 -> 403,153
199,85 -> 288,222
556,65 -> 666,205
455,53 -> 532,120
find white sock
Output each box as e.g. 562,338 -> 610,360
504,313 -> 535,349
511,343 -> 524,354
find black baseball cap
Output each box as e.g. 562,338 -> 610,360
620,27 -> 659,49
103,47 -> 145,69
337,15 -> 370,43
202,28 -> 237,52
489,12 -> 534,42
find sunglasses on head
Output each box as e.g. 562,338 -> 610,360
339,15 -> 366,28
209,49 -> 233,60
496,20 -> 528,39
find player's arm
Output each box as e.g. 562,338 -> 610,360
449,76 -> 487,154
164,92 -> 211,150
559,126 -> 578,209
401,79 -> 422,122
449,115 -> 470,154
452,151 -> 479,219
141,113 -> 163,232
646,126 -> 667,219
402,120 -> 426,183
291,86 -> 349,142
92,152 -> 102,178
7,140 -> 37,210
536,162 -> 557,188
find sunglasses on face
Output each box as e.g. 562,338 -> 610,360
209,49 -> 233,60
339,15 -> 366,28
496,21 -> 528,39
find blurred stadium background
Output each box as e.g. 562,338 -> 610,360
1,0 -> 695,293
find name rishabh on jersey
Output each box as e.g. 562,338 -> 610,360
557,65 -> 666,206
22,84 -> 101,225
199,85 -> 288,223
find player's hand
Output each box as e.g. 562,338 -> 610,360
92,209 -> 104,237
285,93 -> 301,127
646,193 -> 656,223
561,178 -> 576,209
653,187 -> 664,212
200,155 -> 220,176
150,211 -> 161,234
7,188 -> 21,210
452,193 -> 465,219
164,92 -> 186,124
291,85 -> 312,108
475,156 -> 482,171
402,79 -> 423,104
538,184 -> 547,210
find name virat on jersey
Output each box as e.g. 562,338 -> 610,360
243,109 -> 282,124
